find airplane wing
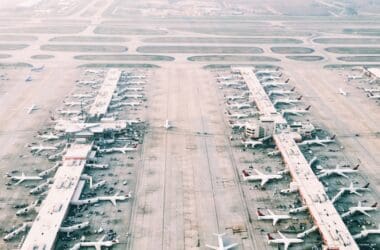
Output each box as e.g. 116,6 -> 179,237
205,244 -> 218,250
273,218 -> 278,226
260,177 -> 269,187
278,231 -> 286,239
95,246 -> 101,250
224,242 -> 239,249
110,198 -> 117,207
15,179 -> 23,185
336,172 -> 349,179
284,242 -> 290,250
359,210 -> 371,217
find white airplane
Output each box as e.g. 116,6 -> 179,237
262,79 -> 289,87
267,231 -> 303,250
31,65 -> 44,72
219,81 -> 245,88
128,74 -> 146,79
27,104 -> 38,114
60,221 -> 90,236
241,169 -> 283,187
124,87 -> 144,92
71,191 -> 132,207
64,100 -> 88,107
255,68 -> 280,75
98,144 -> 138,154
125,119 -> 143,125
121,101 -> 141,107
368,92 -> 380,99
339,88 -> 348,96
317,164 -> 359,178
217,75 -> 236,81
268,87 -> 296,97
353,224 -> 380,239
224,94 -> 248,101
164,119 -> 173,129
273,96 -> 302,106
30,144 -> 58,153
228,111 -> 255,119
206,233 -> 238,250
59,109 -> 82,115
85,69 -> 104,74
30,180 -> 51,194
8,172 -> 43,185
123,94 -> 144,99
331,183 -> 370,203
16,200 -> 39,216
125,80 -> 146,85
86,163 -> 109,170
298,135 -> 335,147
77,80 -> 99,86
347,74 -> 364,80
241,135 -> 271,148
229,120 -> 248,130
70,235 -> 119,250
227,102 -> 251,110
281,105 -> 311,116
3,222 -> 30,241
37,132 -> 60,141
25,76 -> 32,82
38,162 -> 61,178
257,209 -> 291,226
289,206 -> 308,214
364,88 -> 380,93
341,201 -> 377,218
259,75 -> 281,82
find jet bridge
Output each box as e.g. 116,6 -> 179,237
21,143 -> 93,250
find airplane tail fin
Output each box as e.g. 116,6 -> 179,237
363,183 -> 370,188
353,164 -> 360,170
242,170 -> 250,177
267,233 -> 274,240
330,135 -> 336,140
291,86 -> 296,91
285,78 -> 290,83
297,95 -> 303,100
257,209 -> 265,216
305,105 -> 311,111
372,202 -> 377,208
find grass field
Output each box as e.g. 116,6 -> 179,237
137,46 -> 263,54
31,55 -> 54,60
74,54 -> 174,61
0,44 -> 28,50
271,47 -> 314,54
142,37 -> 303,44
41,44 -> 128,53
314,38 -> 380,44
78,63 -> 160,68
50,36 -> 128,43
337,56 -> 380,62
286,55 -> 324,61
188,55 -> 280,62
325,47 -> 380,54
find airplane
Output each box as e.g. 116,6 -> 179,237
229,120 -> 248,130
60,221 -> 90,236
241,135 -> 271,148
124,80 -> 146,85
257,209 -> 291,226
227,102 -> 251,110
281,105 -> 311,116
3,222 -> 30,241
164,119 -> 173,129
30,144 -> 58,153
341,201 -> 377,218
219,81 -> 245,88
267,231 -> 303,250
90,180 -> 107,190
331,183 -> 370,203
339,88 -> 348,96
347,74 -> 364,80
289,206 -> 308,214
298,135 -> 335,147
85,69 -> 104,74
86,163 -> 109,170
123,94 -> 144,99
125,119 -> 143,125
59,109 -> 82,115
77,80 -> 99,86
124,87 -> 144,92
27,104 -> 38,114
364,88 -> 380,93
119,101 -> 141,108
259,75 -> 281,82
273,96 -> 302,106
70,234 -> 119,250
25,76 -> 32,82
262,79 -> 290,87
64,100 -> 89,107
16,200 -> 39,216
31,65 -> 44,72
317,164 -> 359,178
205,233 -> 238,250
30,180 -> 51,194
224,94 -> 248,101
255,68 -> 280,75
217,75 -> 236,81
7,172 -> 43,185
98,144 -> 138,154
241,169 -> 283,187
37,132 -> 60,141
367,92 -> 380,99
38,162 -> 61,178
128,74 -> 146,79
353,224 -> 380,239
268,87 -> 296,97
227,111 -> 255,120
71,191 -> 132,207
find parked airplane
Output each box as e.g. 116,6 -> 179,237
16,200 -> 39,216
364,88 -> 380,93
298,135 -> 335,147
7,172 -> 43,185
206,233 -> 238,250
98,144 -> 137,154
347,74 -> 364,80
70,234 -> 119,250
86,163 -> 109,170
242,169 -> 283,187
268,87 -> 296,97
27,104 -> 38,114
38,162 -> 61,178
262,79 -> 289,87
25,76 -> 32,82
30,180 -> 51,194
257,209 -> 291,226
227,102 -> 251,110
353,224 -> 380,239
227,111 -> 255,119
332,183 -> 370,203
224,94 -> 248,101
30,144 -> 58,153
289,206 -> 308,214
64,100 -> 88,107
71,191 -> 132,207
317,164 -> 359,178
128,74 -> 146,79
3,222 -> 30,241
219,81 -> 244,88
31,65 -> 44,72
255,68 -> 279,75
341,201 -> 377,218
339,88 -> 348,96
229,121 -> 248,130
59,109 -> 82,115
37,132 -> 60,141
72,94 -> 94,99
267,231 -> 303,250
241,135 -> 271,148
281,105 -> 311,116
85,69 -> 104,74
273,96 -> 302,106
259,75 -> 281,82
60,221 -> 90,236
217,75 -> 236,81
124,87 -> 144,92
